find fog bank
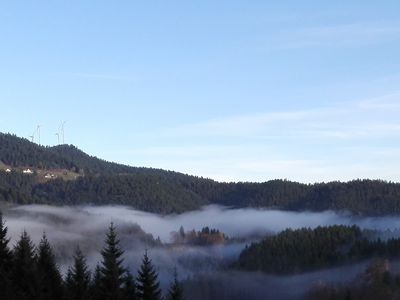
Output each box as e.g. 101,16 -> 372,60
4,204 -> 400,297
6,204 -> 400,243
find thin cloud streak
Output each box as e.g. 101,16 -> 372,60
276,23 -> 400,49
358,92 -> 400,110
117,91 -> 400,183
56,72 -> 140,82
162,94 -> 400,141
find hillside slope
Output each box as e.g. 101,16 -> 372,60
1,132 -> 400,215
0,133 -> 177,175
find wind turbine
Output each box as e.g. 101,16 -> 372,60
36,125 -> 41,145
60,121 -> 67,144
55,132 -> 60,145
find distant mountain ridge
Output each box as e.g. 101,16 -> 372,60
1,132 -> 400,216
0,132 -> 170,175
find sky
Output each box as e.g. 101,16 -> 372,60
0,1 -> 400,183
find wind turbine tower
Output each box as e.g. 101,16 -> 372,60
60,121 -> 67,144
37,125 -> 41,145
55,132 -> 60,145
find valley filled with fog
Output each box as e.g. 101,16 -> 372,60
3,204 -> 400,299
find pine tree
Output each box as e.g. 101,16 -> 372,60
65,247 -> 91,300
122,270 -> 138,300
12,231 -> 37,300
136,251 -> 162,300
90,264 -> 103,300
167,268 -> 184,300
65,269 -> 74,295
36,233 -> 64,300
100,223 -> 126,300
0,212 -> 14,299
0,212 -> 12,268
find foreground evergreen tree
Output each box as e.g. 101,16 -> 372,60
0,212 -> 12,267
65,247 -> 91,300
0,212 -> 14,299
90,264 -> 103,300
12,231 -> 37,300
36,233 -> 64,300
167,268 -> 184,300
136,251 -> 162,300
100,223 -> 126,300
123,270 -> 138,300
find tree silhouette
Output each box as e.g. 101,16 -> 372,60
12,231 -> 37,300
36,233 -> 64,300
136,251 -> 162,300
122,270 -> 138,300
65,246 -> 91,300
90,264 -> 103,300
167,268 -> 184,300
0,212 -> 14,299
100,223 -> 126,300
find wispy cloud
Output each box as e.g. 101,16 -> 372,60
276,23 -> 400,48
358,92 -> 400,110
121,91 -> 400,183
57,72 -> 140,82
165,110 -> 313,137
162,93 -> 400,141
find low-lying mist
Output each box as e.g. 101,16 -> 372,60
6,205 -> 400,246
4,204 -> 400,299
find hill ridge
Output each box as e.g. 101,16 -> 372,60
1,132 -> 400,216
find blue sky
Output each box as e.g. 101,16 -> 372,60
1,1 -> 400,182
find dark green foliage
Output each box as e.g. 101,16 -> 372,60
122,271 -> 138,300
167,269 -> 184,300
36,234 -> 64,300
0,211 -> 14,299
0,212 -> 12,269
3,132 -> 400,215
136,251 -> 162,300
65,247 -> 91,300
32,173 -> 208,213
90,264 -> 103,300
0,216 -> 186,300
100,223 -> 126,300
12,231 -> 38,300
0,171 -> 40,204
0,132 -> 140,174
237,225 -> 400,274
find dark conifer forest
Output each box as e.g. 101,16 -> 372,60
0,212 -> 183,300
4,132 -> 400,299
236,225 -> 400,274
1,132 -> 400,216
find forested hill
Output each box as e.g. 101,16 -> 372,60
236,225 -> 400,274
0,132 -> 177,175
1,132 -> 400,215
